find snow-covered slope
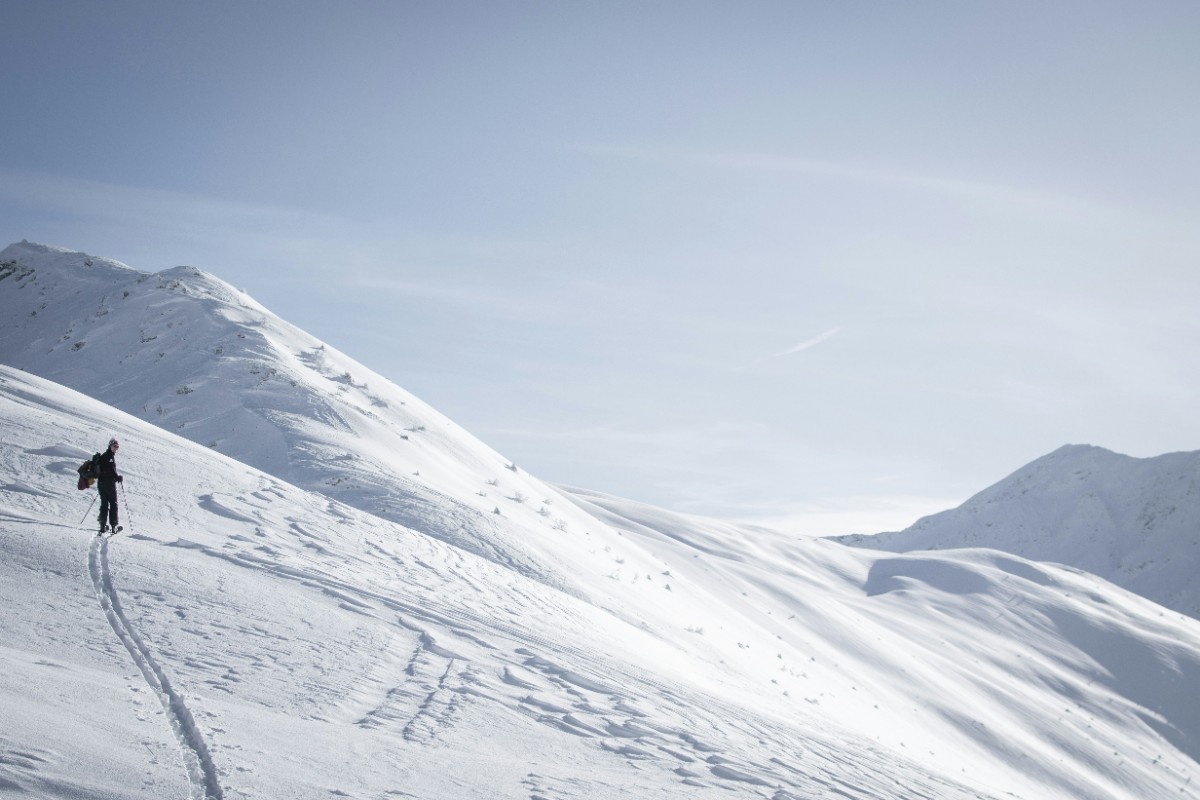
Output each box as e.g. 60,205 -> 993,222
4,242 -> 1200,798
5,367 -> 1200,798
836,445 -> 1200,618
2,376 -> 1200,800
0,240 -> 612,597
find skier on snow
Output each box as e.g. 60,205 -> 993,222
93,438 -> 124,534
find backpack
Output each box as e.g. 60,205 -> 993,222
77,456 -> 98,490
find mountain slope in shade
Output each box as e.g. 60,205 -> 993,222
3,365 -> 1199,799
836,444 -> 1200,618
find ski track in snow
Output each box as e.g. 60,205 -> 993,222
88,534 -> 225,800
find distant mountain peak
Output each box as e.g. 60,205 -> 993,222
837,445 -> 1200,617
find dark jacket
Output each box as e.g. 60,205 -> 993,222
94,449 -> 120,485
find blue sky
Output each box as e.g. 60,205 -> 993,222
3,2 -> 1198,532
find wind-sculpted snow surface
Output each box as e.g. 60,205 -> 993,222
3,367 -> 1200,798
837,444 -> 1200,618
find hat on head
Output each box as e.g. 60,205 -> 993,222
109,438 -> 119,449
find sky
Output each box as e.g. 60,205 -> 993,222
2,1 -> 1198,533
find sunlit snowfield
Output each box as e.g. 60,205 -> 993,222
2,242 -> 1197,799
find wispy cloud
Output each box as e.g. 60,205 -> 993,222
0,168 -> 329,234
0,167 -> 364,275
573,144 -> 1154,224
0,168 -> 560,294
757,327 -> 842,364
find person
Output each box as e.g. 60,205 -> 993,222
93,438 -> 124,533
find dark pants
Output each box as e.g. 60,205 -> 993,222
98,481 -> 118,528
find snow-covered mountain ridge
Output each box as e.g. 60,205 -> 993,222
3,240 -> 1200,798
0,240 -> 605,596
836,444 -> 1200,618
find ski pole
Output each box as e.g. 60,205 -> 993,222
80,494 -> 97,526
119,480 -> 134,534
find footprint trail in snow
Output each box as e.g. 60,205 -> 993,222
89,534 -> 225,800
